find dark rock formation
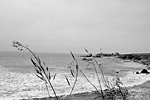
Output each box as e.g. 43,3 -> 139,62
140,69 -> 150,74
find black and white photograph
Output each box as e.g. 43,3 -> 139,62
0,0 -> 150,100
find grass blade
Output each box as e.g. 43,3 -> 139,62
46,67 -> 49,71
84,48 -> 89,54
76,64 -> 79,70
53,74 -> 56,80
48,73 -> 51,80
65,76 -> 70,86
36,74 -> 44,81
70,69 -> 74,77
34,67 -> 41,75
70,51 -> 75,60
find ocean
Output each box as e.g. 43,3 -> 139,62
0,51 -> 150,100
0,51 -> 104,99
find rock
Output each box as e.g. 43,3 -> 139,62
82,58 -> 92,61
136,72 -> 140,74
116,71 -> 119,73
140,69 -> 150,74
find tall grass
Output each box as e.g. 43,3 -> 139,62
12,41 -> 128,100
12,41 -> 58,100
68,49 -> 128,100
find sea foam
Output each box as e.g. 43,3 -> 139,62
1,65 -> 150,100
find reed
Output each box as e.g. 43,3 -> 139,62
12,41 -> 58,100
71,48 -> 128,100
12,41 -> 128,100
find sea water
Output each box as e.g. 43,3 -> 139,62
0,51 -> 150,100
0,51 -> 103,99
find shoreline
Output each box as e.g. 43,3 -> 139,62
20,80 -> 150,100
1,57 -> 150,100
26,59 -> 150,100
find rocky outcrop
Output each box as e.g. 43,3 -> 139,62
140,69 -> 150,74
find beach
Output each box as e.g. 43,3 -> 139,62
0,0 -> 150,99
0,51 -> 150,100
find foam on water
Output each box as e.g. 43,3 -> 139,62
121,71 -> 150,87
0,65 -> 109,100
1,65 -> 150,100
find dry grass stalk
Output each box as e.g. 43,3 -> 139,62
12,41 -> 58,100
12,41 -> 128,100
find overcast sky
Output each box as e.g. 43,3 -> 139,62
0,0 -> 150,54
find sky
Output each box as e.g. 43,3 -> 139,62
0,0 -> 150,54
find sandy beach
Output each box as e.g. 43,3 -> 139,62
1,57 -> 150,100
29,59 -> 150,100
1,0 -> 150,99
